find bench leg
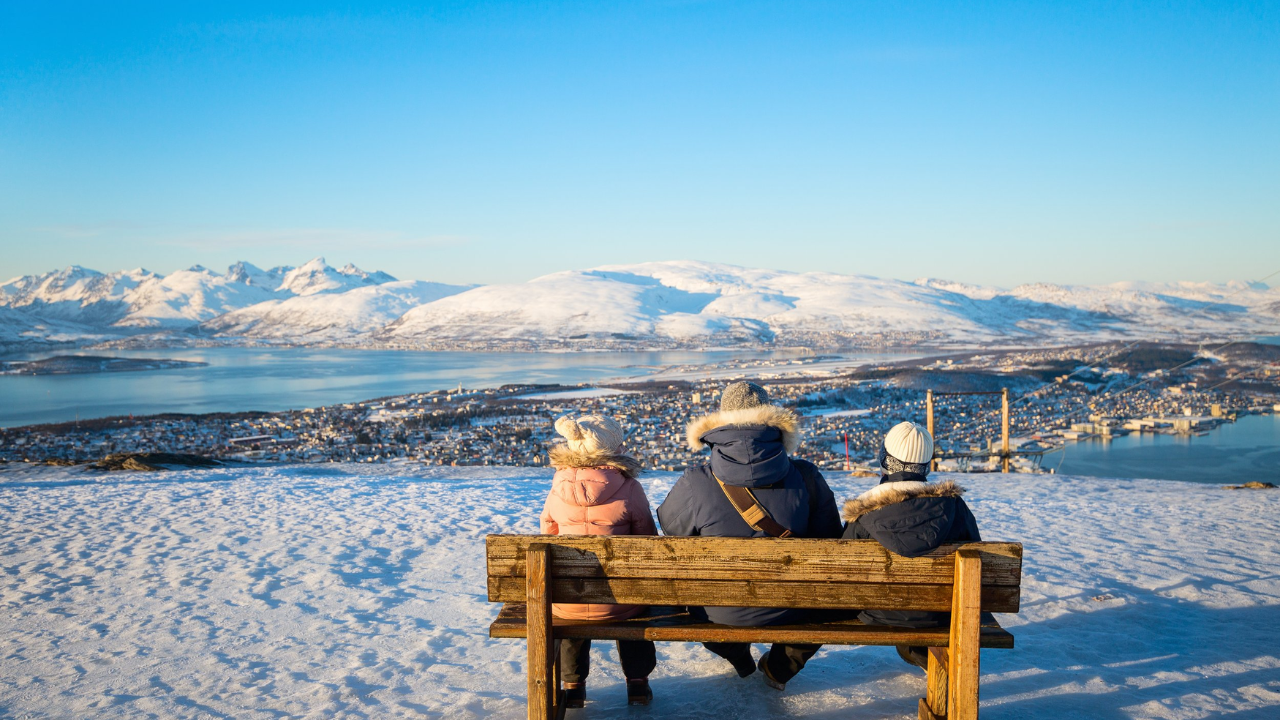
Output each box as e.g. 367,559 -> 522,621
552,649 -> 566,720
947,549 -> 983,720
527,544 -> 556,720
919,647 -> 948,720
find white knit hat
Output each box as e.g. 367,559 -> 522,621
554,414 -> 625,454
883,421 -> 934,465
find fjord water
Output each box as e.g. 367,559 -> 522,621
1054,413 -> 1280,484
0,347 -> 869,428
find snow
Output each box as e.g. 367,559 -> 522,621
382,261 -> 1280,346
4,260 -> 1278,348
119,267 -> 282,328
808,408 -> 872,418
520,387 -> 640,400
0,259 -> 406,336
201,280 -> 472,342
2,463 -> 1278,719
278,258 -> 397,297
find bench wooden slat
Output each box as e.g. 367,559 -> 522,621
488,603 -> 1015,649
488,576 -> 1020,613
487,535 -> 1022,586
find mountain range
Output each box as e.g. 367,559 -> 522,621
2,258 -> 1277,353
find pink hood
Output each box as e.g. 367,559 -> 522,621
549,467 -> 629,508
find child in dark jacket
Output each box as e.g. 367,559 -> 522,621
841,421 -> 982,669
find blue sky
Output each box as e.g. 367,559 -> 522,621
1,1 -> 1277,287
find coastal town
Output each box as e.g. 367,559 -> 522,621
2,342 -> 1278,474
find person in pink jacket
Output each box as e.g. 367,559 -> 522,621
539,413 -> 658,708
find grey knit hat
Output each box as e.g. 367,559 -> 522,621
720,381 -> 769,411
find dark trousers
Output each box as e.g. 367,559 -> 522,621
559,638 -> 657,684
701,641 -> 822,683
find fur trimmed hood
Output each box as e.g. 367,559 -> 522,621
841,479 -> 965,523
685,404 -> 801,453
548,444 -> 643,479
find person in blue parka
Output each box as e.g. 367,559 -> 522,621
657,381 -> 842,690
841,420 -> 983,670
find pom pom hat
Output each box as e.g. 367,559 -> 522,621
554,414 -> 626,455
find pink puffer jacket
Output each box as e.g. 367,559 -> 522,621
539,454 -> 656,621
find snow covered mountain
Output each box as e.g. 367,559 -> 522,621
379,261 -> 1279,347
3,259 -> 1277,352
0,265 -> 155,326
200,280 -> 472,342
1,258 -> 398,330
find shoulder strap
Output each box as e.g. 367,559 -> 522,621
713,472 -> 793,538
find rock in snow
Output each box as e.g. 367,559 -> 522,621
1,463 -> 1278,719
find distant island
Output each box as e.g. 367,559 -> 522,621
0,355 -> 207,376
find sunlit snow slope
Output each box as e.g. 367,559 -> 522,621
2,463 -> 1277,719
382,261 -> 1280,346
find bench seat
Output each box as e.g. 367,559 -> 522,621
489,602 -> 1014,649
488,535 -> 1022,719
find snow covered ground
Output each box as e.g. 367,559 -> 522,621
2,463 -> 1278,719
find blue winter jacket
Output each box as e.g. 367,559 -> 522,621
657,405 -> 843,626
841,472 -> 981,627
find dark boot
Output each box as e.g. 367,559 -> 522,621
626,679 -> 652,706
563,682 -> 586,708
757,652 -> 786,691
896,645 -> 929,672
701,642 -> 756,677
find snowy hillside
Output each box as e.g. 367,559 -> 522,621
4,259 -> 1278,351
1,463 -> 1277,719
200,280 -> 473,342
0,306 -> 109,352
382,261 -> 1280,347
116,266 -> 283,328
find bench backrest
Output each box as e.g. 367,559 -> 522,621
486,535 -> 1022,613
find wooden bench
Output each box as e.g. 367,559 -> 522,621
486,534 -> 1022,720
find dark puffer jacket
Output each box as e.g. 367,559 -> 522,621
841,472 -> 981,628
657,405 -> 842,626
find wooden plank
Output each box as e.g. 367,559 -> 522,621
526,544 -> 554,720
489,604 -> 1016,649
489,576 -> 1020,613
948,549 -> 983,720
487,535 -> 1023,586
925,647 -> 949,718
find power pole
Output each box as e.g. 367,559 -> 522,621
1001,387 -> 1010,473
926,389 -> 937,472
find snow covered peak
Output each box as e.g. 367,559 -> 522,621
226,261 -> 288,288
277,257 -> 397,296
